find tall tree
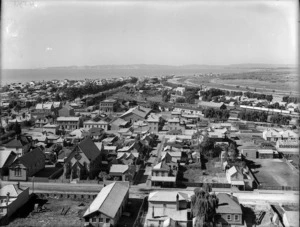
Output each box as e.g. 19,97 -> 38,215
191,187 -> 219,227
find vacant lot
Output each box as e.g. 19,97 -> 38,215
6,195 -> 142,227
251,159 -> 299,188
7,195 -> 92,227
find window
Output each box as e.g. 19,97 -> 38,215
106,218 -> 110,223
99,218 -> 103,223
15,168 -> 22,177
234,215 -> 239,221
91,218 -> 97,222
227,215 -> 231,221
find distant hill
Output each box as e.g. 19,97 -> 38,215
42,64 -> 296,70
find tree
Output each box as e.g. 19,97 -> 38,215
13,121 -> 21,135
191,188 -> 219,227
176,97 -> 186,103
150,102 -> 160,112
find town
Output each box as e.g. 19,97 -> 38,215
0,75 -> 299,227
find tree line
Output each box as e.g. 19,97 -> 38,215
203,108 -> 230,121
61,77 -> 138,101
282,95 -> 300,104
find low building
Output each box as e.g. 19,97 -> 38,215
146,114 -> 162,133
109,164 -> 129,181
83,182 -> 129,227
99,99 -> 117,113
3,135 -> 32,157
120,105 -> 152,123
56,117 -> 80,131
198,101 -> 227,110
43,124 -> 59,135
83,120 -> 109,131
276,140 -> 299,154
215,193 -> 243,226
146,190 -> 193,227
8,147 -> 45,181
0,184 -> 30,218
151,161 -> 177,187
110,118 -> 130,131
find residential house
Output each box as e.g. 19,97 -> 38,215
110,118 -> 130,131
8,147 -> 45,181
89,128 -> 105,141
215,193 -> 243,226
146,190 -> 194,227
99,99 -> 117,113
120,105 -> 152,123
3,135 -> 32,157
151,160 -> 177,187
43,124 -> 59,135
109,164 -> 129,181
83,182 -> 129,227
56,116 -> 80,131
58,105 -> 75,117
167,118 -> 184,132
173,103 -> 202,116
34,117 -> 52,128
83,120 -> 109,131
262,128 -> 298,142
147,114 -> 162,133
0,184 -> 30,218
32,103 -> 56,118
226,166 -> 253,190
64,137 -> 104,180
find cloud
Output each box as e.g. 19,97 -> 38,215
45,47 -> 53,51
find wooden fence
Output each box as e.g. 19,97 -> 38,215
132,196 -> 148,227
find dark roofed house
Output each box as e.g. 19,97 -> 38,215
4,135 -> 32,157
63,137 -> 105,180
120,105 -> 152,123
58,104 -> 75,117
198,101 -> 227,110
9,147 -> 45,181
83,182 -> 129,226
215,193 -> 243,226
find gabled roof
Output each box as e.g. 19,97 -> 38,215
110,118 -> 128,126
216,193 -> 242,214
83,182 -> 129,218
16,147 -> 45,168
120,106 -> 152,119
227,166 -> 237,177
78,137 -> 101,161
153,162 -> 169,171
0,149 -> 17,168
0,184 -> 28,197
148,191 -> 193,202
109,164 -> 129,174
4,136 -> 31,148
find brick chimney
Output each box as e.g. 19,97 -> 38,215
176,194 -> 179,211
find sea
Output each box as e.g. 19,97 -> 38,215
1,67 -> 255,85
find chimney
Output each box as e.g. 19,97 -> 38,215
152,206 -> 154,218
230,192 -> 233,199
17,181 -> 20,189
176,194 -> 179,211
6,192 -> 10,206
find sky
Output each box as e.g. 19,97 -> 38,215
2,0 -> 298,69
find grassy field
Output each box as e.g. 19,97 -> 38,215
251,159 -> 299,188
175,67 -> 299,96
